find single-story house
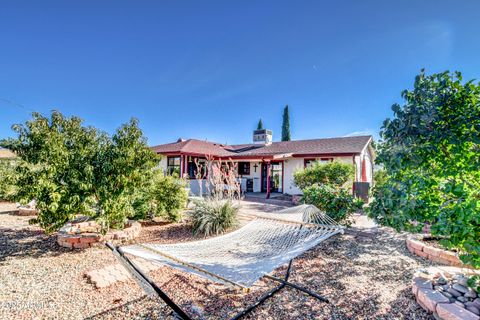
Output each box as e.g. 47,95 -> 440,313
151,129 -> 374,198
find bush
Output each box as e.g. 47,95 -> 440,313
0,160 -> 18,201
190,199 -> 239,236
368,70 -> 480,268
293,161 -> 354,190
151,174 -> 188,222
294,161 -> 358,225
302,184 -> 362,225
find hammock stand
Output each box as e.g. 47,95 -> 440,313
106,205 -> 343,320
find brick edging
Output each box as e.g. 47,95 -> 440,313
57,220 -> 141,249
406,235 -> 463,267
412,266 -> 480,320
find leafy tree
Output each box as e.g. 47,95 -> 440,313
368,70 -> 480,268
1,112 -> 101,231
281,105 -> 291,141
1,111 -> 158,232
257,119 -> 263,130
91,119 -> 159,230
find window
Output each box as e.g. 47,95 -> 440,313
238,162 -> 250,175
167,156 -> 181,176
304,158 -> 334,168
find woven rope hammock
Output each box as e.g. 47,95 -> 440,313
107,204 -> 344,320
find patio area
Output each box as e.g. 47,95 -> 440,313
0,200 -> 432,320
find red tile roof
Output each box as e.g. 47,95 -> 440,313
151,135 -> 372,159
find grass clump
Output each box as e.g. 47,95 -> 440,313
190,199 -> 239,236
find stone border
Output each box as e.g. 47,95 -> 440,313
413,266 -> 480,320
57,220 -> 141,249
407,235 -> 464,267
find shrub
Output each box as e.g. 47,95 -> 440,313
368,70 -> 480,268
293,161 -> 354,190
190,199 -> 239,236
294,161 -> 358,225
302,184 -> 362,225
151,174 -> 188,222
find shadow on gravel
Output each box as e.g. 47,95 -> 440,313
0,227 -> 80,263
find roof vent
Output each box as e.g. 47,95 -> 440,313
253,129 -> 272,145
177,138 -> 185,143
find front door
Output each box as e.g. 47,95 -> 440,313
261,162 -> 283,193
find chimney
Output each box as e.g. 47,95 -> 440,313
253,129 -> 272,145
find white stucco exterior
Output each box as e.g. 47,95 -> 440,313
155,137 -> 375,197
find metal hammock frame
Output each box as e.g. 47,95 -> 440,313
106,205 -> 343,320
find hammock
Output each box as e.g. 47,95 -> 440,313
107,204 -> 343,320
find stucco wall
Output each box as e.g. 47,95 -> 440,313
157,157 -> 167,175
283,158 -> 304,195
237,161 -> 262,192
155,149 -> 374,196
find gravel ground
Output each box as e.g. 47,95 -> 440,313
0,201 -> 433,320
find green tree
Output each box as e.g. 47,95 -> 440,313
1,111 -> 159,232
257,119 -> 263,130
281,105 -> 291,141
92,119 -> 159,230
368,70 -> 480,268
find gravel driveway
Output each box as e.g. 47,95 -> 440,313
0,201 -> 433,320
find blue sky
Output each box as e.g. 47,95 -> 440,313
1,1 -> 479,145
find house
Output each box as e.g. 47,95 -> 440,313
151,129 -> 374,198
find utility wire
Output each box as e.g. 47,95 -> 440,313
0,97 -> 37,113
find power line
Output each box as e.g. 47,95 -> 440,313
0,97 -> 36,113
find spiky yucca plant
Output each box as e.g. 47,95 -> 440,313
191,199 -> 239,236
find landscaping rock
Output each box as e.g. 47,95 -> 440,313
455,301 -> 465,308
453,283 -> 469,294
457,277 -> 469,287
473,299 -> 480,308
467,306 -> 480,316
448,288 -> 463,298
465,290 -> 478,299
442,292 -> 453,299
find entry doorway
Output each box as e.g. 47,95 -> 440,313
261,161 -> 283,193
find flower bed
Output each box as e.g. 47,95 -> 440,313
407,235 -> 464,267
412,266 -> 480,319
57,220 -> 141,249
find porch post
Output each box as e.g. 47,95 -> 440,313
266,161 -> 271,199
180,155 -> 184,177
